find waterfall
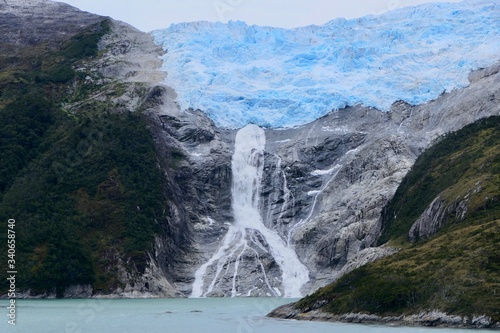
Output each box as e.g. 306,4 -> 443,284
263,156 -> 295,240
190,124 -> 309,298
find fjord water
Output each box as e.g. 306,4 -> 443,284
1,298 -> 495,333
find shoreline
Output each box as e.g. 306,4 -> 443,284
267,303 -> 500,330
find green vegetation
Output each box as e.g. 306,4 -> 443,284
0,112 -> 170,295
0,19 -> 173,296
297,220 -> 499,321
0,20 -> 111,195
379,116 -> 500,245
296,116 -> 500,322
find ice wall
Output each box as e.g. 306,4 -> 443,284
152,1 -> 500,129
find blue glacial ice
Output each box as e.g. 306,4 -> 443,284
152,1 -> 500,129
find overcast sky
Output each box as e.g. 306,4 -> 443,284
58,0 -> 463,32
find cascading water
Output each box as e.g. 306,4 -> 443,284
263,156 -> 296,241
190,124 -> 309,298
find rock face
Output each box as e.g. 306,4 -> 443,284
254,63 -> 499,293
408,182 -> 484,242
0,0 -> 103,50
408,197 -> 447,242
145,91 -> 234,296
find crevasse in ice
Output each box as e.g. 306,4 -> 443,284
152,1 -> 500,129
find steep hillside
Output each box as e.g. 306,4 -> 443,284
0,1 -> 190,297
379,116 -> 500,244
269,116 -> 500,328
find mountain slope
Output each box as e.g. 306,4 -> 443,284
0,1 -> 190,297
379,116 -> 500,244
269,116 -> 500,328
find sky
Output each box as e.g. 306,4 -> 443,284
58,0 -> 463,32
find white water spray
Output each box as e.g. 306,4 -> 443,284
190,124 -> 309,297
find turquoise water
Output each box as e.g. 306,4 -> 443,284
0,298 -> 496,333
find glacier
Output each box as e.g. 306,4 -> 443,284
152,1 -> 500,129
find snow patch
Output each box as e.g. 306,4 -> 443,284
307,190 -> 321,196
311,165 -> 340,176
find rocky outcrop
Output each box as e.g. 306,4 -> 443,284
409,196 -> 448,242
268,304 -> 500,329
408,182 -> 484,242
336,246 -> 400,277
10,285 -> 90,299
64,285 -> 93,298
96,20 -> 167,84
144,91 -> 234,295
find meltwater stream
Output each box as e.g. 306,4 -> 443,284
191,124 -> 309,297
